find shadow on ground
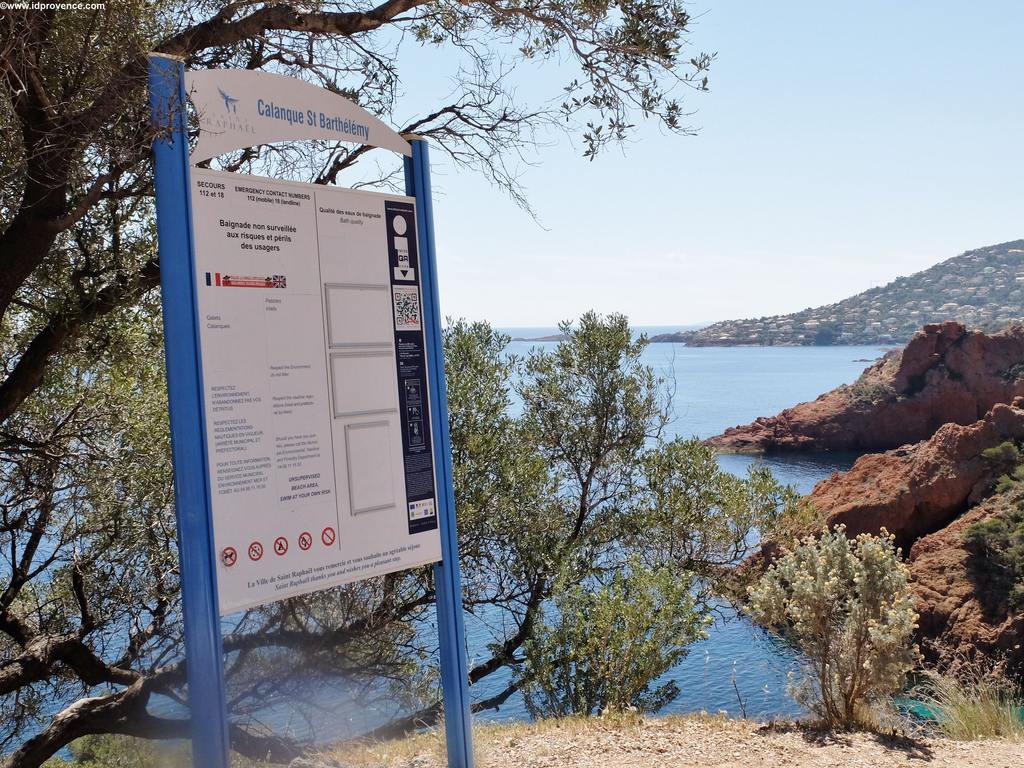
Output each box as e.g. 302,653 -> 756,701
755,722 -> 936,762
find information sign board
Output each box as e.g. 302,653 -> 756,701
189,168 -> 441,613
150,57 -> 473,768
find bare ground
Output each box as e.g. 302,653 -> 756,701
323,714 -> 1024,768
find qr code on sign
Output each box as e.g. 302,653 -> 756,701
392,286 -> 421,331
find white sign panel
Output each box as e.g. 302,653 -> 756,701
187,70 -> 411,163
189,168 -> 440,614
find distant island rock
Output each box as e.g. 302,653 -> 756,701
707,321 -> 1024,453
648,330 -> 694,343
652,239 -> 1024,346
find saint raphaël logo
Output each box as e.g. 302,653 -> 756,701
186,69 -> 411,163
196,83 -> 254,137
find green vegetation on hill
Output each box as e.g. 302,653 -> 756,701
964,487 -> 1024,614
654,240 -> 1024,346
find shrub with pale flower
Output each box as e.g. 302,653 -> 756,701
747,526 -> 921,728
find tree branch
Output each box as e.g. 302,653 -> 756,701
0,258 -> 159,425
157,0 -> 430,57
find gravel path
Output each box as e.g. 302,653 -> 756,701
331,715 -> 1024,768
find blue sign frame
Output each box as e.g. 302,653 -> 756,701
148,54 -> 473,768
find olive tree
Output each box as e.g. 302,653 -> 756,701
748,526 -> 922,728
522,559 -> 708,718
453,313 -> 797,721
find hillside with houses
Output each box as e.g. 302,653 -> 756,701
653,240 -> 1024,346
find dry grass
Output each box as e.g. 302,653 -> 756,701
912,670 -> 1024,741
50,710 -> 1023,767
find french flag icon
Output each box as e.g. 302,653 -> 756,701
204,272 -> 222,286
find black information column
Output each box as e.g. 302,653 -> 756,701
385,200 -> 439,535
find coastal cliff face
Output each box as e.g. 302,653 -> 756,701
791,403 -> 1024,677
724,321 -> 1024,675
810,402 -> 1024,551
709,322 -> 1024,453
909,493 -> 1024,678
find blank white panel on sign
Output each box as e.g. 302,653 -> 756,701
318,235 -> 387,285
331,352 -> 398,416
344,421 -> 395,515
324,283 -> 393,347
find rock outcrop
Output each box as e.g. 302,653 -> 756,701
795,403 -> 1024,677
709,322 -> 1024,453
810,402 -> 1024,551
909,495 -> 1024,678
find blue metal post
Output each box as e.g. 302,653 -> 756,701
404,139 -> 475,768
148,54 -> 231,768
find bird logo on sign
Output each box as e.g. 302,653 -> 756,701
217,87 -> 238,114
221,547 -> 237,567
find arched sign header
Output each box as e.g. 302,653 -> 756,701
187,69 -> 412,163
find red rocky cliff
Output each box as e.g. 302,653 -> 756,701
801,403 -> 1024,677
909,496 -> 1024,677
810,402 -> 1024,551
709,322 -> 1024,453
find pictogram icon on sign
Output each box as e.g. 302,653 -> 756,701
221,547 -> 237,567
274,536 -> 288,556
248,541 -> 263,561
298,531 -> 312,551
321,526 -> 336,546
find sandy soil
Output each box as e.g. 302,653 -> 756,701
324,715 -> 1024,768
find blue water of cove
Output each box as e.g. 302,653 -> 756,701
456,333 -> 889,725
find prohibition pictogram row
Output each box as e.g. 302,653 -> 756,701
220,526 -> 337,567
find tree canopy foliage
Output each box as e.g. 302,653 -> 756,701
522,557 -> 708,718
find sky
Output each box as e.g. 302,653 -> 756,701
387,1 -> 1024,327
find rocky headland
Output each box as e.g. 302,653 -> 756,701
512,333 -> 567,342
709,322 -> 1024,453
910,487 -> 1024,678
